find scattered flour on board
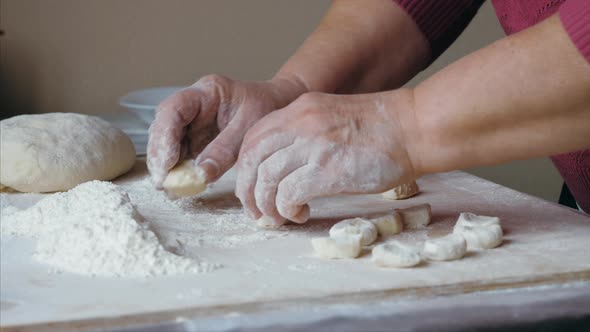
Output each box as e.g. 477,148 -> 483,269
0,181 -> 219,277
0,204 -> 19,219
120,177 -> 292,250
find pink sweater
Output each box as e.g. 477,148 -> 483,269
393,0 -> 590,212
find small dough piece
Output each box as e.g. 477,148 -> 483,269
382,181 -> 419,200
256,215 -> 285,228
162,160 -> 206,197
453,212 -> 503,249
369,212 -> 403,236
329,218 -> 378,246
455,212 -> 500,228
423,233 -> 467,261
371,241 -> 421,268
454,224 -> 503,250
311,236 -> 362,259
1,113 -> 136,192
397,204 -> 432,229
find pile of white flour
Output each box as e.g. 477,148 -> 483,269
0,181 -> 218,277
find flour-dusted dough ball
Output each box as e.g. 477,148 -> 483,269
397,203 -> 432,229
162,160 -> 206,197
423,233 -> 467,261
311,236 -> 362,259
454,224 -> 503,250
0,113 -> 135,193
453,212 -> 503,249
371,241 -> 421,268
382,181 -> 419,200
369,212 -> 403,237
329,217 -> 378,246
455,212 -> 500,228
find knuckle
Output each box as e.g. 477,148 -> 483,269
298,91 -> 320,102
197,74 -> 229,89
295,92 -> 322,107
173,89 -> 200,107
155,89 -> 198,119
241,129 -> 262,155
290,93 -> 327,124
163,89 -> 190,107
237,149 -> 254,169
195,74 -> 232,113
257,162 -> 273,182
310,147 -> 333,165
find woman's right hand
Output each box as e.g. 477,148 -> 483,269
235,90 -> 420,225
147,75 -> 306,187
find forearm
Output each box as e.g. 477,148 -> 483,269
405,15 -> 590,175
273,0 -> 429,95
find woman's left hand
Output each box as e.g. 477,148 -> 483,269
235,90 -> 419,226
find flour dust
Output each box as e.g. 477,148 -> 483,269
0,181 -> 219,277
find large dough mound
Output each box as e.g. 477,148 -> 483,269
1,113 -> 136,192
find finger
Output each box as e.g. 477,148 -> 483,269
276,165 -> 343,223
254,144 -> 307,225
235,133 -> 294,220
147,87 -> 203,186
193,120 -> 246,183
184,81 -> 227,159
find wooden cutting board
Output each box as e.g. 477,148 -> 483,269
1,162 -> 589,331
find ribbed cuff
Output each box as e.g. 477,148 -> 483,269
394,0 -> 463,42
551,150 -> 590,214
393,0 -> 484,59
559,0 -> 590,64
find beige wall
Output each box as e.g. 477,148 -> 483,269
1,0 -> 331,117
0,1 -> 563,201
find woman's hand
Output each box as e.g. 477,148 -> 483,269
235,90 -> 419,226
147,0 -> 430,190
147,75 -> 305,187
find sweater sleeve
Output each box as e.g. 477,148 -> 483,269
393,0 -> 485,60
559,0 -> 590,64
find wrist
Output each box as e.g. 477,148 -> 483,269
269,73 -> 310,108
383,88 -> 427,178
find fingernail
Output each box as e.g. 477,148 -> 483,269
197,159 -> 220,182
256,215 -> 286,228
291,205 -> 310,224
150,171 -> 166,189
244,209 -> 258,221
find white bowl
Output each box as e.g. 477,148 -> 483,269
119,86 -> 184,124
